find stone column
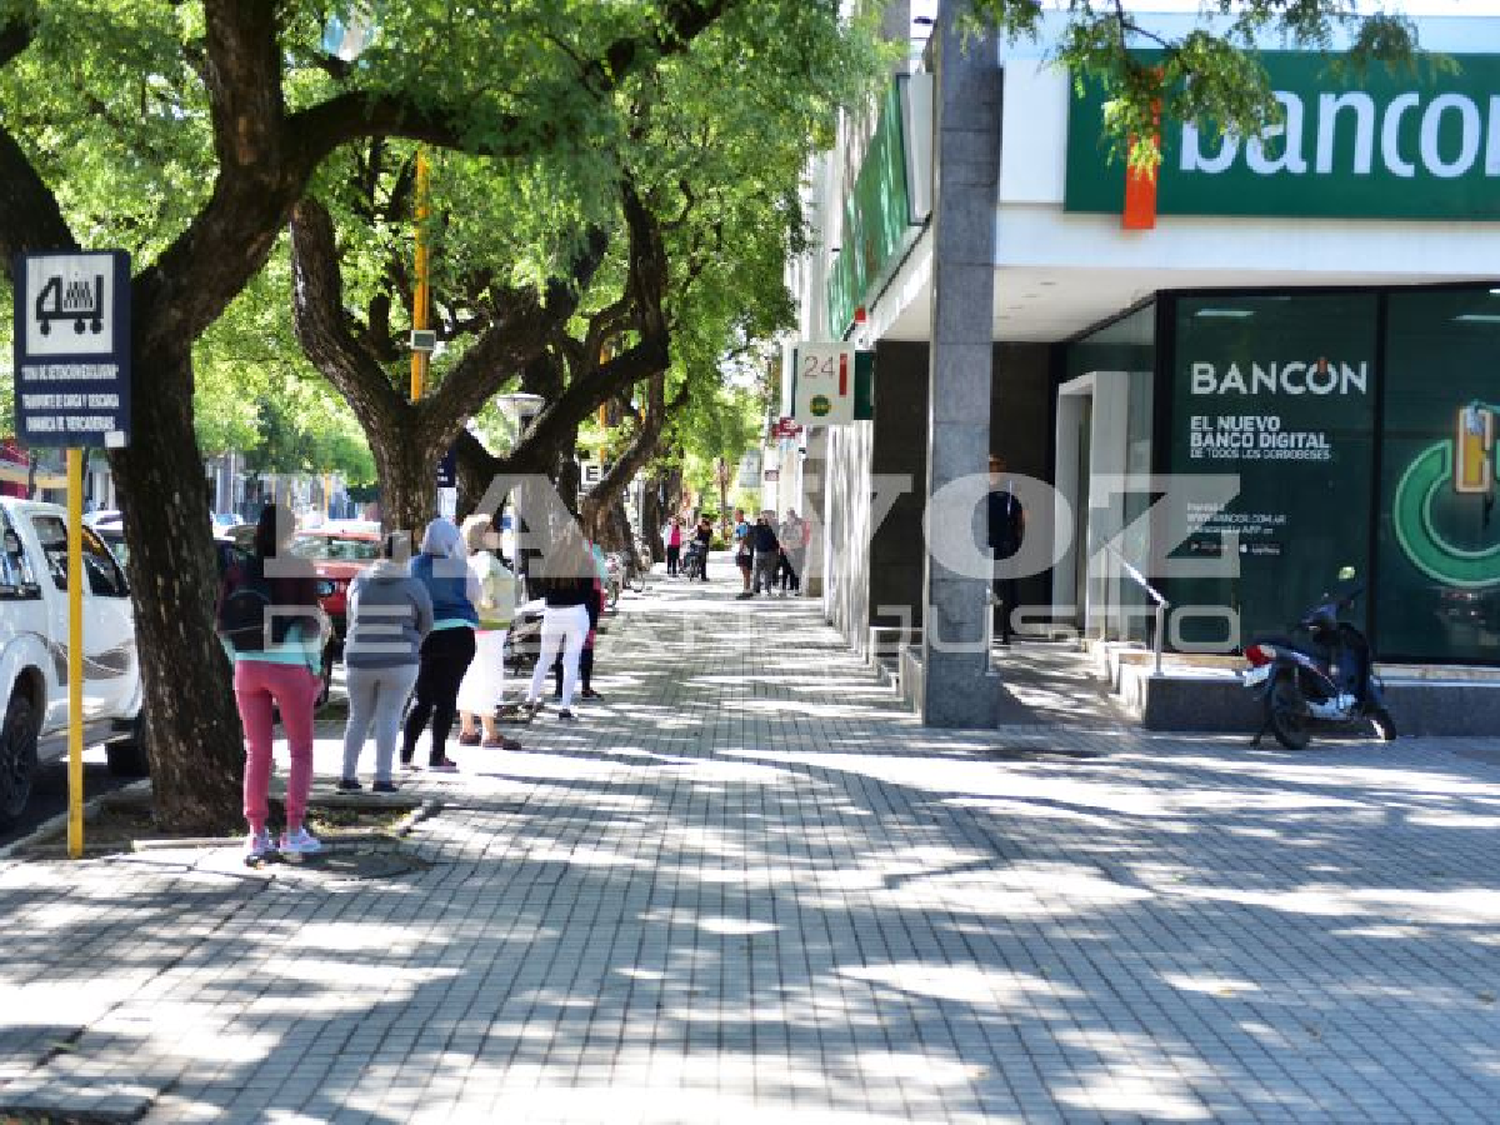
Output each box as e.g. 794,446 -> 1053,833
921,2 -> 1001,728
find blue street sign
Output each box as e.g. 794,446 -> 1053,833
11,251 -> 131,448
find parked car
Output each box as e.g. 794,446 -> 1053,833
289,528 -> 381,645
223,523 -> 257,553
0,498 -> 144,829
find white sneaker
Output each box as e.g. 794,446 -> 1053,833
243,829 -> 273,865
279,826 -> 323,861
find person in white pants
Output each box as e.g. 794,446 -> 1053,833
525,533 -> 596,721
456,515 -> 521,749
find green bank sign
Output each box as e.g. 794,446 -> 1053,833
827,78 -> 917,338
1067,52 -> 1500,220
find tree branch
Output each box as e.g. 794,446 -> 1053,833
288,196 -> 409,435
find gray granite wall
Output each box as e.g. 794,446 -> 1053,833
921,3 -> 1002,728
820,421 -> 875,654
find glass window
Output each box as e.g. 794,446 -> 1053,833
30,515 -> 130,597
1377,288 -> 1500,661
291,534 -> 378,562
1167,294 -> 1378,650
0,513 -> 40,600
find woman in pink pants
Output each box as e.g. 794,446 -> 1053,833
219,504 -> 327,863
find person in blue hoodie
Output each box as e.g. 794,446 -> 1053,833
400,518 -> 479,772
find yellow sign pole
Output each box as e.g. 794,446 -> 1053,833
66,447 -> 84,859
410,148 -> 430,402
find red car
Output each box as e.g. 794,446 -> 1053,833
289,529 -> 381,640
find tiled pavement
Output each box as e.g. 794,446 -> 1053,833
3,559 -> 1500,1123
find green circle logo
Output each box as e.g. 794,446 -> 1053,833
810,395 -> 832,418
1394,440 -> 1500,588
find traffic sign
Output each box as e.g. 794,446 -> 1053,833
11,251 -> 131,448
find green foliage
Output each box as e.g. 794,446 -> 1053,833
195,242 -> 374,482
967,0 -> 1425,169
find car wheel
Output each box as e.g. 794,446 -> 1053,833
0,693 -> 40,828
105,713 -> 151,777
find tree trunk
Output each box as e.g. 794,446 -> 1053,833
109,341 -> 243,833
370,419 -> 439,535
641,479 -> 663,562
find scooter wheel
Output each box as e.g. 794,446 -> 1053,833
1266,673 -> 1312,750
1368,707 -> 1398,742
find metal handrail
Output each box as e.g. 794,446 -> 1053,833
1099,541 -> 1170,676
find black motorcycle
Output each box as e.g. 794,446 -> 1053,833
1243,572 -> 1397,749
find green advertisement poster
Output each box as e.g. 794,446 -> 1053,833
1377,289 -> 1500,661
1067,52 -> 1500,221
1168,294 -> 1377,648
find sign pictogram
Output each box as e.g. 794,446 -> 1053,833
11,251 -> 132,448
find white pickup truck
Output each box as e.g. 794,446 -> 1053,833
0,498 -> 144,829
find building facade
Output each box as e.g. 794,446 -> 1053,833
792,4 -> 1500,727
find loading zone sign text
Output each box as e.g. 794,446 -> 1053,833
11,251 -> 131,448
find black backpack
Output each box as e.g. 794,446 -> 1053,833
216,559 -> 282,652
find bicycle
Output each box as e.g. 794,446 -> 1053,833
630,538 -> 651,593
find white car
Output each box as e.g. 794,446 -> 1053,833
0,498 -> 143,828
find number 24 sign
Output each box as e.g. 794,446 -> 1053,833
790,342 -> 857,425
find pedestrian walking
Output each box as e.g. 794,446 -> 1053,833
777,509 -> 808,595
664,516 -> 683,577
987,453 -> 1026,645
525,529 -> 595,721
456,514 -> 522,751
400,518 -> 479,772
217,503 -> 328,864
688,516 -> 713,581
745,511 -> 780,598
732,507 -> 753,593
338,532 -> 433,792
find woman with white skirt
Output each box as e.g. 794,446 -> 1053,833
456,514 -> 521,750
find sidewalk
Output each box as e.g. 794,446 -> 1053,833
4,561 -> 1500,1123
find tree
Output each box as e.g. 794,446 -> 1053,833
968,1 -> 1424,169
447,1 -> 884,538
0,0 -> 748,831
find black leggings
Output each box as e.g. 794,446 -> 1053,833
402,626 -> 476,764
665,545 -> 680,575
554,646 -> 593,694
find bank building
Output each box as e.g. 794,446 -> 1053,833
774,4 -> 1500,733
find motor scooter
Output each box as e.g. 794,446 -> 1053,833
1242,569 -> 1397,749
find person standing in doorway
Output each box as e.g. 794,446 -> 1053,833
400,518 -> 479,772
987,454 -> 1026,646
339,532 -> 433,792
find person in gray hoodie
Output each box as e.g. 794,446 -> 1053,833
339,532 -> 434,791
